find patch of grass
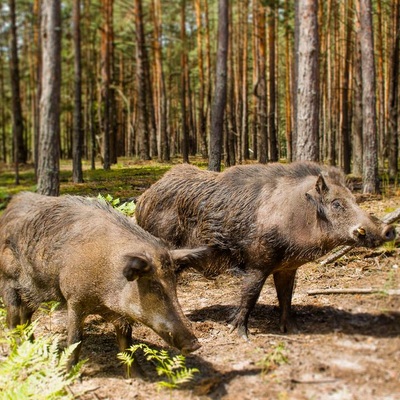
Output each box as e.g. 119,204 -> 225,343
256,342 -> 289,377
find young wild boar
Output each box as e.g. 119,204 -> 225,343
0,192 -> 207,375
135,162 -> 396,339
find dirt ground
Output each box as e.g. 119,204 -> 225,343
37,193 -> 400,399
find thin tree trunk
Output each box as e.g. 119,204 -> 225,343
9,0 -> 26,169
388,0 -> 400,178
359,0 -> 379,193
256,1 -> 268,164
72,0 -> 83,183
284,0 -> 292,161
195,0 -> 208,159
180,0 -> 189,163
241,0 -> 249,161
37,0 -> 61,196
268,1 -> 278,161
209,0 -> 229,171
339,0 -> 352,174
135,0 -> 151,160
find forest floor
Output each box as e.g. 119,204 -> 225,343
1,160 -> 399,399
42,186 -> 399,400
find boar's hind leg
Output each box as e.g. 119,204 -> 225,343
230,269 -> 268,340
273,269 -> 299,333
114,321 -> 146,379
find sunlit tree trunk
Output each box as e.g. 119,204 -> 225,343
180,0 -> 189,163
268,1 -> 278,161
209,0 -> 228,171
37,0 -> 61,196
296,0 -> 319,161
72,0 -> 83,183
359,0 -> 379,193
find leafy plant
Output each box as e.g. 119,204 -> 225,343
0,307 -> 85,400
256,342 -> 288,376
118,343 -> 199,390
97,193 -> 136,217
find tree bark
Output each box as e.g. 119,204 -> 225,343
9,0 -> 27,167
209,0 -> 229,172
296,0 -> 319,161
72,0 -> 83,183
37,0 -> 61,196
359,0 -> 379,193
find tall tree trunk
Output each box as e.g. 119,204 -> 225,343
152,0 -> 169,161
339,0 -> 352,173
388,0 -> 400,178
72,0 -> 83,183
284,0 -> 292,161
296,0 -> 319,161
100,0 -> 111,169
135,0 -> 151,160
359,0 -> 379,193
9,0 -> 27,169
352,32 -> 363,176
209,0 -> 229,171
195,0 -> 208,158
37,0 -> 61,196
241,0 -> 249,161
256,1 -> 268,163
180,0 -> 189,163
268,1 -> 278,161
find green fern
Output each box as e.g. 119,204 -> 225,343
97,193 -> 136,217
0,311 -> 85,400
118,343 -> 199,389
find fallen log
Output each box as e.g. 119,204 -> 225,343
320,207 -> 400,266
307,288 -> 400,296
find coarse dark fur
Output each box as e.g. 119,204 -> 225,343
0,192 -> 206,375
136,161 -> 395,338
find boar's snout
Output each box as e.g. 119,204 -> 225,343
352,223 -> 396,247
180,338 -> 202,355
382,224 -> 396,242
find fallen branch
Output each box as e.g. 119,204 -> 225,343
320,207 -> 400,266
307,288 -> 400,296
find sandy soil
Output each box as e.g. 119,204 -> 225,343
27,194 -> 400,399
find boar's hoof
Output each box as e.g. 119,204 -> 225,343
279,317 -> 299,334
228,323 -> 250,341
125,360 -> 148,380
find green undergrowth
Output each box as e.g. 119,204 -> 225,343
0,304 -> 85,400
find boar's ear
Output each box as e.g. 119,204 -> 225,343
123,255 -> 152,281
170,246 -> 209,271
315,174 -> 329,195
305,175 -> 329,220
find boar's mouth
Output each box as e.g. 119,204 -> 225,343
352,224 -> 396,247
158,331 -> 201,354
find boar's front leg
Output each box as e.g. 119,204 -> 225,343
114,320 -> 146,379
66,303 -> 84,370
230,269 -> 268,340
2,286 -> 34,329
273,269 -> 299,333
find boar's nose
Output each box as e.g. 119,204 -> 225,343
382,225 -> 396,242
180,338 -> 201,355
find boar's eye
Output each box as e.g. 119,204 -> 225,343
331,199 -> 344,211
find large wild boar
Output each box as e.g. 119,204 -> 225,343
0,192 -> 207,375
136,162 -> 396,339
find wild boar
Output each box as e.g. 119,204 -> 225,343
0,192 -> 207,375
135,162 -> 396,339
